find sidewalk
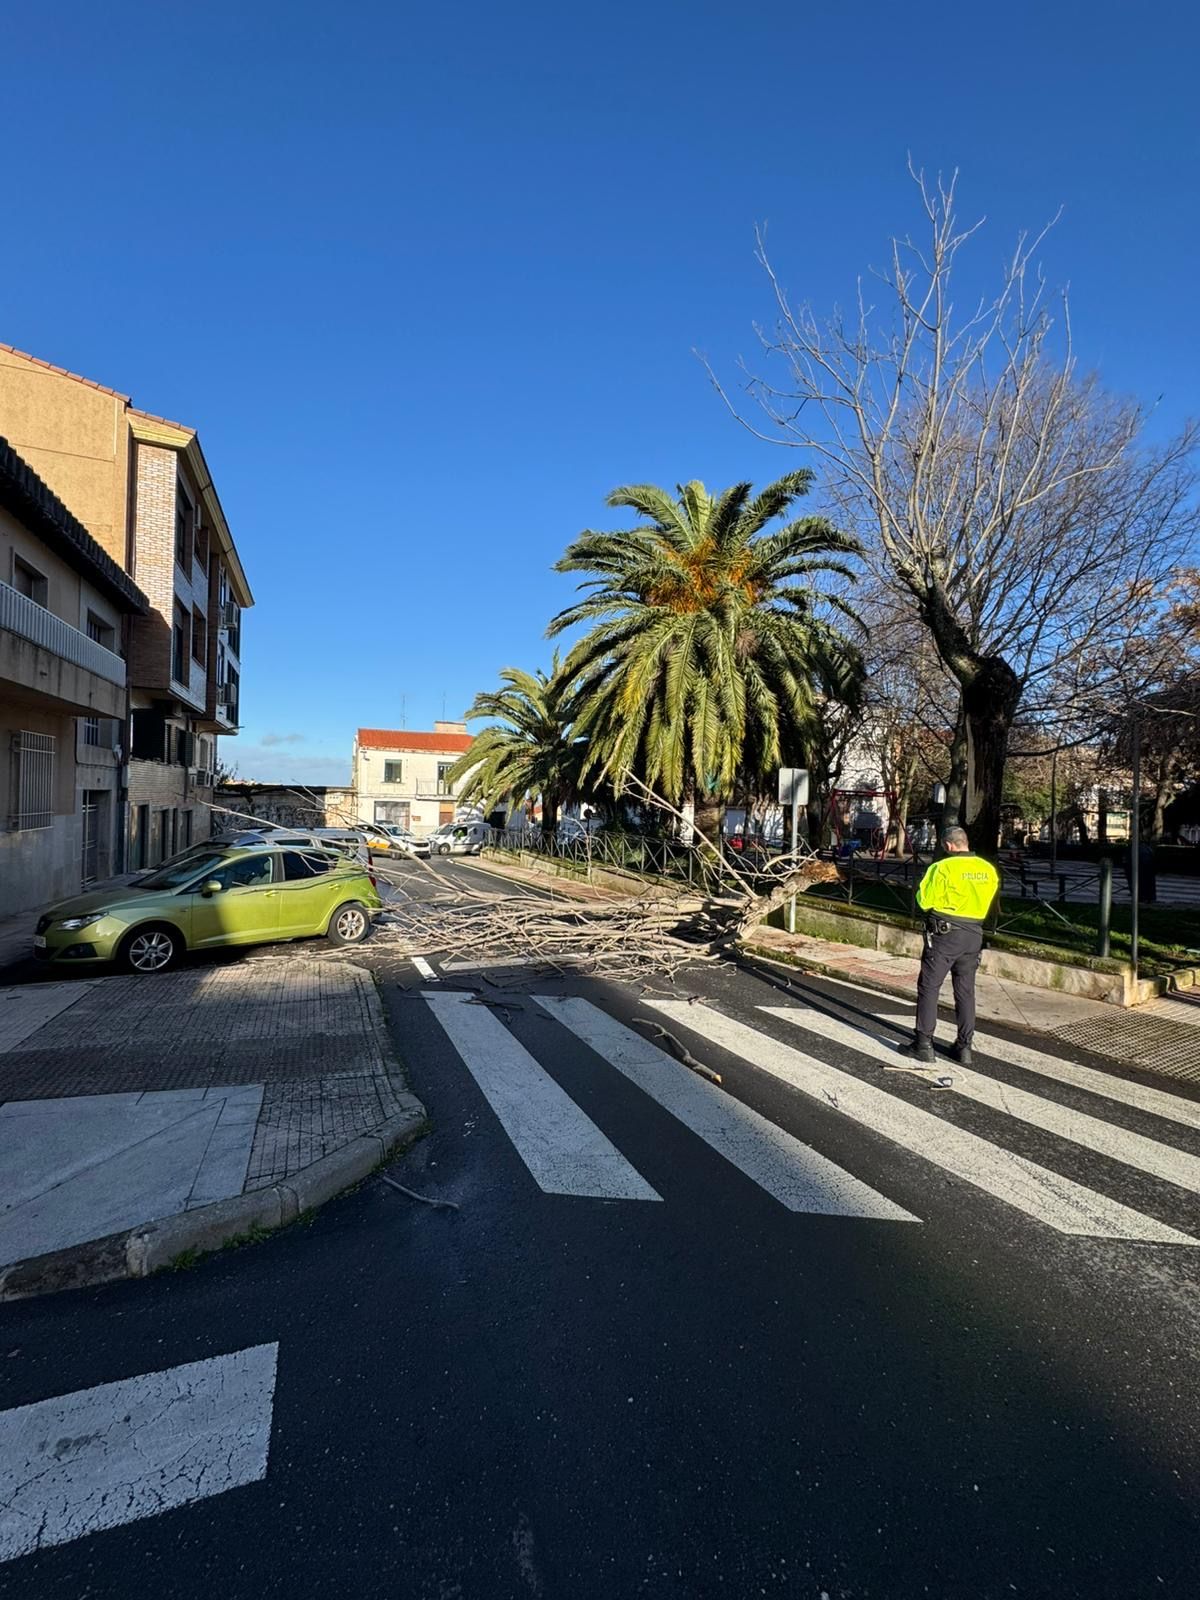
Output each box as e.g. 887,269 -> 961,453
743,924 -> 1200,1084
0,953 -> 427,1299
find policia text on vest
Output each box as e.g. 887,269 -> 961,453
902,828 -> 1001,1067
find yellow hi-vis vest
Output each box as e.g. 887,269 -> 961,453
916,853 -> 1000,922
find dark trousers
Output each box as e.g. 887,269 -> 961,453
915,923 -> 983,1046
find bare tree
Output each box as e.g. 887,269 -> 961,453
710,164 -> 1198,850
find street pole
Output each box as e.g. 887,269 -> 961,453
1130,709 -> 1141,975
788,790 -> 799,934
1049,749 -> 1058,873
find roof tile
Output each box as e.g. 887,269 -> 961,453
357,728 -> 474,753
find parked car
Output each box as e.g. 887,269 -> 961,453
367,823 -> 430,858
427,821 -> 490,856
33,843 -> 383,973
308,828 -> 372,866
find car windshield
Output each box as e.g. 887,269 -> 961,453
135,851 -> 227,890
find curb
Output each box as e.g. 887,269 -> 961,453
0,1095 -> 430,1303
740,939 -> 918,1006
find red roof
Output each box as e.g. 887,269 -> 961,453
357,728 -> 474,753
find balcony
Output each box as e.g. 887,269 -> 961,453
1,580 -> 127,718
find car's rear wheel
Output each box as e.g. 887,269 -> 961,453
327,902 -> 371,946
119,924 -> 182,974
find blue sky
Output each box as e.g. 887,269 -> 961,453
3,1 -> 1197,783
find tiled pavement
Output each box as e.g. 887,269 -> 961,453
0,956 -> 410,1267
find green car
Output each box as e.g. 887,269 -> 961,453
33,844 -> 384,974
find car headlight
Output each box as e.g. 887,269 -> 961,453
58,913 -> 106,931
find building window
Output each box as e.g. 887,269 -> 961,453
191,605 -> 207,667
83,717 -> 101,747
12,555 -> 48,608
194,518 -> 209,575
172,601 -> 189,684
175,485 -> 192,575
180,809 -> 193,848
9,730 -> 55,830
375,801 -> 410,827
437,762 -> 455,796
383,760 -> 404,784
85,611 -> 116,651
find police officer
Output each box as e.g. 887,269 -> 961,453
901,825 -> 1000,1067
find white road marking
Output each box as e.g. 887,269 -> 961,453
643,1000 -> 1195,1244
0,1343 -> 278,1563
535,997 -> 917,1221
411,956 -> 437,981
423,992 -> 660,1201
770,1008 -> 1200,1199
968,1027 -> 1200,1134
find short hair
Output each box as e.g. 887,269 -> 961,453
942,825 -> 970,850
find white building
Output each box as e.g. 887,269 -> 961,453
351,723 -> 476,837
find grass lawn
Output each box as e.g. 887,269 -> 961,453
803,880 -> 1200,976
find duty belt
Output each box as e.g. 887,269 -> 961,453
926,912 -> 985,935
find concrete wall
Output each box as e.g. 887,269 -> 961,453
0,347 -> 131,567
0,700 -> 81,918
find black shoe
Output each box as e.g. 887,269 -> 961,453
951,1044 -> 973,1066
898,1038 -> 936,1065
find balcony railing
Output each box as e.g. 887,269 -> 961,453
1,581 -> 126,686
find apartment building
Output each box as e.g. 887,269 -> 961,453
351,724 -> 475,835
0,345 -> 253,868
1,439 -> 148,916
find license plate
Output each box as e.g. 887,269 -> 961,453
32,935 -> 47,949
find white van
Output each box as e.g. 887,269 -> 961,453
428,821 -> 490,857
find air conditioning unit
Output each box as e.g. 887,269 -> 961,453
220,603 -> 239,630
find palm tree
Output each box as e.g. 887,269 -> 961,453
548,471 -> 862,844
447,656 -> 584,837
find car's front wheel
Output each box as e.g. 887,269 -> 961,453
327,902 -> 371,946
119,923 -> 182,974
438,842 -> 452,856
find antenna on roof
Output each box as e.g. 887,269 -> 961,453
400,694 -> 406,728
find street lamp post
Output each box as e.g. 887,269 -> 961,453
1139,710 -> 1145,972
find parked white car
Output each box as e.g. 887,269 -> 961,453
428,821 -> 490,856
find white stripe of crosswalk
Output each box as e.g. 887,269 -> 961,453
534,997 -> 918,1222
422,991 -> 660,1201
643,999 -> 1196,1244
768,1008 -> 1200,1199
968,1026 -> 1200,1134
0,1344 -> 278,1562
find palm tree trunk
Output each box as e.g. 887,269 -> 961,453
694,792 -> 723,852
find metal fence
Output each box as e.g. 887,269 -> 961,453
817,852 -> 1119,959
487,827 -> 717,888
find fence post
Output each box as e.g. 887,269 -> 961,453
1097,858 -> 1112,960
1057,873 -> 1067,904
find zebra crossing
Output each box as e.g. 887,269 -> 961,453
422,989 -> 1200,1247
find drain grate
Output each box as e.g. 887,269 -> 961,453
1052,1015 -> 1200,1082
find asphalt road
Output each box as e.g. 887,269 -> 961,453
4,855 -> 1200,1596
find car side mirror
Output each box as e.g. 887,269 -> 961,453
200,880 -> 223,897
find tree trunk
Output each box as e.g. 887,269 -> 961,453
1152,757 -> 1173,842
694,792 -> 724,852
961,658 -> 1022,854
943,701 -> 967,828
541,792 -> 560,839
